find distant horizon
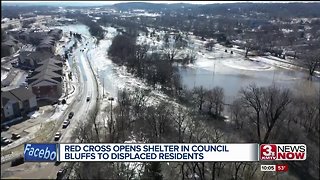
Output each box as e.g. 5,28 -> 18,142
2,1 -> 319,6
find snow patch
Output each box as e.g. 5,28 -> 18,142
222,59 -> 274,71
27,111 -> 41,119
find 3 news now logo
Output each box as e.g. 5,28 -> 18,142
260,144 -> 306,161
24,143 -> 58,162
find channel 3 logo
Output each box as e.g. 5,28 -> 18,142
260,144 -> 277,160
260,144 -> 306,161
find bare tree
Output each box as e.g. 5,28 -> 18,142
239,84 -> 292,143
165,46 -> 179,62
205,40 -> 215,51
205,87 -> 224,117
205,89 -> 215,114
212,87 -> 224,117
193,86 -> 206,111
304,52 -> 320,80
135,44 -> 149,77
230,99 -> 245,129
181,48 -> 197,65
261,85 -> 291,143
239,84 -> 264,143
232,162 -> 245,180
244,40 -> 254,58
174,106 -> 188,143
142,162 -> 163,180
131,88 -> 150,117
294,92 -> 320,135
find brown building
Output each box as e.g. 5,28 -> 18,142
27,57 -> 64,101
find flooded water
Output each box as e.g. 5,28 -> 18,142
180,58 -> 320,103
51,24 -> 91,37
54,24 -> 320,104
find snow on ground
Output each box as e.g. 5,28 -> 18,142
88,27 -> 180,108
27,111 -> 41,119
191,49 -> 274,72
222,59 -> 274,71
104,26 -> 118,39
1,70 -> 9,81
45,104 -> 68,122
24,124 -> 41,133
250,56 -> 302,71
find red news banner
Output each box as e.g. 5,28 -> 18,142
276,164 -> 289,172
260,144 -> 307,161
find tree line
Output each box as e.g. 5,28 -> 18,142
72,81 -> 319,179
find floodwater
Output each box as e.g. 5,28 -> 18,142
53,24 -> 320,103
180,56 -> 320,103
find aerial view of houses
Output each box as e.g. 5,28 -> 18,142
1,27 -> 64,124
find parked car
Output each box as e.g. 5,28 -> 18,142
56,168 -> 67,180
62,120 -> 70,129
1,137 -> 7,142
54,161 -> 62,166
1,137 -> 12,146
12,133 -> 21,140
68,112 -> 74,119
54,131 -> 62,141
1,137 -> 8,146
86,97 -> 90,102
1,125 -> 10,131
11,156 -> 24,167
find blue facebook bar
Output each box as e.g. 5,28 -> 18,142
24,143 -> 58,162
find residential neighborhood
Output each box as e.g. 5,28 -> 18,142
1,27 -> 64,124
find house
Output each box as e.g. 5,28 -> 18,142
18,51 -> 53,70
1,38 -> 20,58
48,29 -> 63,41
1,86 -> 38,123
28,75 -> 63,101
27,57 -> 63,101
36,36 -> 56,53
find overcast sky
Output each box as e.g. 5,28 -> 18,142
3,1 -> 317,5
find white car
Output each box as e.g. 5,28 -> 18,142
54,132 -> 62,141
62,120 -> 70,129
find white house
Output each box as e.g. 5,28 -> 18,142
1,86 -> 38,124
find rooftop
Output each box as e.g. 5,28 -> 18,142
1,86 -> 35,108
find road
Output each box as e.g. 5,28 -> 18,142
1,35 -> 98,179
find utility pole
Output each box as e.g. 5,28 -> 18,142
102,77 -> 105,98
212,63 -> 215,89
108,97 -> 114,140
272,69 -> 276,84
